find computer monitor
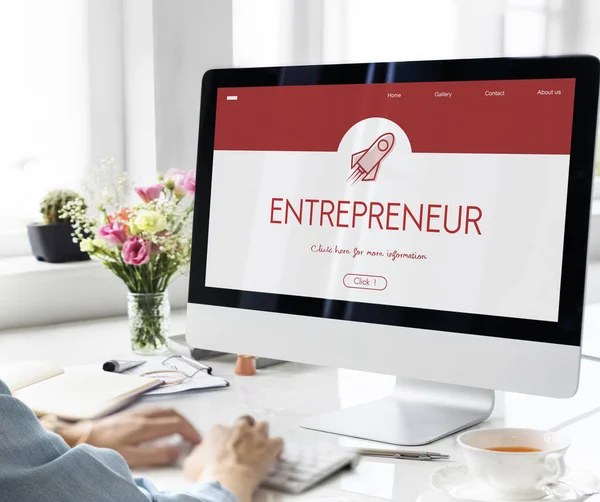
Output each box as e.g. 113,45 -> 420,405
187,56 -> 599,446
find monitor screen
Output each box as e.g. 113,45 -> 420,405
205,79 -> 575,324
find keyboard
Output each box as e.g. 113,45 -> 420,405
262,443 -> 361,494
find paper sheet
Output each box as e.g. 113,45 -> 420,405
0,360 -> 64,392
120,356 -> 228,395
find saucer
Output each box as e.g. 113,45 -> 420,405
430,465 -> 593,502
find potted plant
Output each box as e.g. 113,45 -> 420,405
27,189 -> 90,263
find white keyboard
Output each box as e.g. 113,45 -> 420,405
262,443 -> 361,494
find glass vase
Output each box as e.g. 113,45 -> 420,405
127,292 -> 170,355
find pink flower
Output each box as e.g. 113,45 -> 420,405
165,168 -> 186,197
182,170 -> 196,194
121,236 -> 151,265
135,184 -> 164,203
98,222 -> 128,245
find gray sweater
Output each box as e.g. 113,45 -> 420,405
0,380 -> 237,502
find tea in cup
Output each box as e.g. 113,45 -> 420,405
457,428 -> 570,500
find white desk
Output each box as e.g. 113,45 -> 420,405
1,312 -> 600,501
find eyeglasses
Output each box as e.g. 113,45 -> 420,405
162,355 -> 209,379
140,355 -> 210,387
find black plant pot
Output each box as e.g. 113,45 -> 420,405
27,222 -> 90,263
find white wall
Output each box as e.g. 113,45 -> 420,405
122,0 -> 158,183
153,0 -> 233,174
455,0 -> 503,57
121,0 -> 234,180
578,0 -> 600,54
88,0 -> 125,175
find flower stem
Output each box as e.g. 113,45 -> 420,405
128,293 -> 170,352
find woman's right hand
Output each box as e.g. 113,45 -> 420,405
183,416 -> 283,502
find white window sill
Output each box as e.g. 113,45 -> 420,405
0,255 -> 99,276
0,256 -> 188,330
0,229 -> 32,259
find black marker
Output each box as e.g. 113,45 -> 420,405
102,360 -> 146,373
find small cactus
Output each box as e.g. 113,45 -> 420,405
40,189 -> 85,225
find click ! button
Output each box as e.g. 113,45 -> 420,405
343,274 -> 387,291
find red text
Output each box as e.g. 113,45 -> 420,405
270,198 -> 482,235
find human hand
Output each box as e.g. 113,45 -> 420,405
66,408 -> 201,468
183,416 -> 283,502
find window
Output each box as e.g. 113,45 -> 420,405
0,1 -> 126,258
324,0 -> 458,63
4,0 -> 599,257
504,8 -> 548,56
232,0 -> 502,67
232,0 -> 292,67
0,1 -> 91,238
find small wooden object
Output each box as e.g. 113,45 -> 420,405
234,355 -> 256,376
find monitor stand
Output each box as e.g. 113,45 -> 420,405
300,378 -> 495,446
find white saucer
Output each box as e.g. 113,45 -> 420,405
430,465 -> 598,502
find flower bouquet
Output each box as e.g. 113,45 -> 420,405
62,164 -> 196,354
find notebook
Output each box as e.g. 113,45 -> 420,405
0,361 -> 162,421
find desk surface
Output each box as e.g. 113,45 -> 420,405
1,312 -> 600,501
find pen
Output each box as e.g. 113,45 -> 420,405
181,355 -> 213,375
102,360 -> 146,373
358,448 -> 450,461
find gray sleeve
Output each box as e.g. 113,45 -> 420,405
0,380 -> 237,502
136,478 -> 239,502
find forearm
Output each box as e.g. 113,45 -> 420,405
198,466 -> 256,502
38,414 -> 93,448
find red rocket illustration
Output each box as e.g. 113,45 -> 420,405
347,132 -> 395,185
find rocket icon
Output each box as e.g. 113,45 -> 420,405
347,132 -> 395,185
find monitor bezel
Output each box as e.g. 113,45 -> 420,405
189,56 -> 599,348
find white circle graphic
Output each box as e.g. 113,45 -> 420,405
337,117 -> 412,184
338,117 -> 412,156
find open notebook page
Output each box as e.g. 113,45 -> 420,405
0,360 -> 64,392
13,366 -> 161,421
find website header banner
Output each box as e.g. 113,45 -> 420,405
214,78 -> 575,155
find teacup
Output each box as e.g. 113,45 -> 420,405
457,428 -> 570,500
